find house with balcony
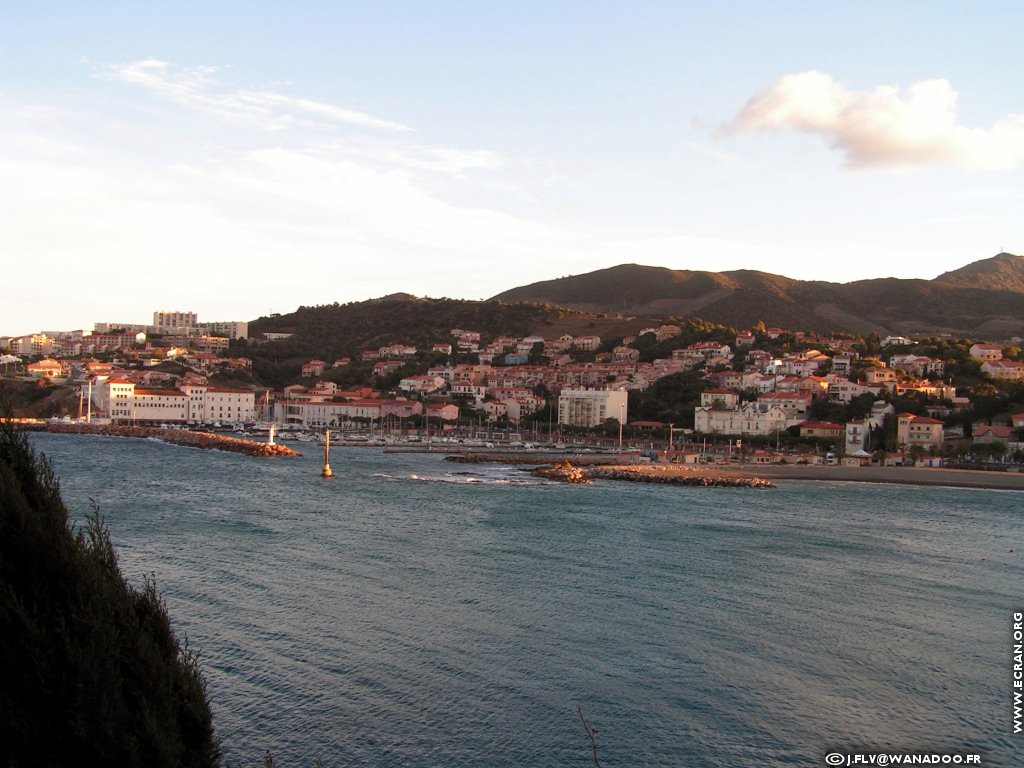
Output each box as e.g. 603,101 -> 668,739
896,413 -> 944,448
844,419 -> 872,456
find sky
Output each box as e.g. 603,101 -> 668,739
3,1 -> 1022,336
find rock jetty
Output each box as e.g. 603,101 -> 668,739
23,422 -> 299,458
533,462 -> 774,488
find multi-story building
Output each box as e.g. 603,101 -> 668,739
844,419 -> 871,456
152,311 -> 198,335
7,334 -> 56,356
557,388 -> 627,428
896,413 -> 945,448
197,321 -> 249,339
694,401 -> 790,436
97,379 -> 254,425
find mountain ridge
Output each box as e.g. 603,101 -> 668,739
490,253 -> 1024,336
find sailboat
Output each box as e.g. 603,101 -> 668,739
321,429 -> 334,478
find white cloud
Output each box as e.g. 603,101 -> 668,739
96,58 -> 411,132
727,70 -> 1024,171
339,145 -> 506,175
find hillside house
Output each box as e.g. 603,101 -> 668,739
700,388 -> 740,409
299,360 -> 323,378
981,360 -> 1024,380
864,366 -> 897,385
969,343 -> 1003,361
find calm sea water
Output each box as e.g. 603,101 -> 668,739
29,433 -> 1024,767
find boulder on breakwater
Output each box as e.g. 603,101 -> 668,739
21,422 -> 299,458
534,460 -> 593,484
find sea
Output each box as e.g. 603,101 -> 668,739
28,432 -> 1024,767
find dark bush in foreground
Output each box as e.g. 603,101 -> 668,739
0,421 -> 220,767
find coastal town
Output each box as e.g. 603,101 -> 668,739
3,307 -> 1024,469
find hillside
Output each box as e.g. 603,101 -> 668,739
242,295 -> 692,387
491,254 -> 1024,336
933,252 -> 1024,293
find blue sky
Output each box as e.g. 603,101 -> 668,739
3,2 -> 1022,335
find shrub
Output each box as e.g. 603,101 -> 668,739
0,420 -> 220,767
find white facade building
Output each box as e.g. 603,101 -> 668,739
97,380 -> 254,424
153,311 -> 198,335
557,388 -> 628,428
694,401 -> 791,436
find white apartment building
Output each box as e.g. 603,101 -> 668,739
153,311 -> 198,335
557,388 -> 628,428
6,334 -> 57,356
198,321 -> 249,339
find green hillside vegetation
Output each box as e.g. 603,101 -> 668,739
0,418 -> 220,767
240,296 -> 569,387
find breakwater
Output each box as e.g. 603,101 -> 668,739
534,461 -> 775,488
20,422 -> 299,458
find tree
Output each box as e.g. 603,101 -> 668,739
0,418 -> 220,767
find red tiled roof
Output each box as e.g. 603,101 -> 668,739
975,425 -> 1013,438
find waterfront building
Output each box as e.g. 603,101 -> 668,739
557,388 -> 627,428
896,413 -> 945,448
845,419 -> 871,456
96,379 -> 254,425
693,401 -> 790,436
